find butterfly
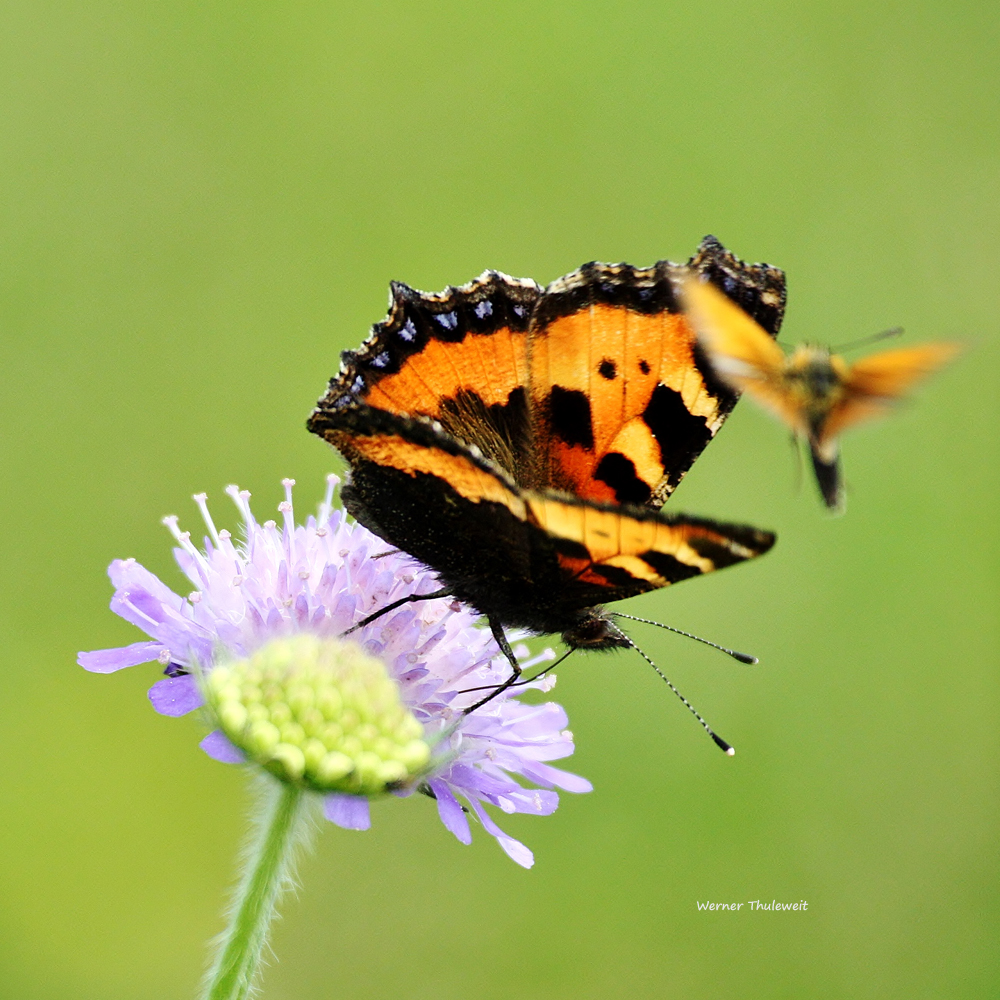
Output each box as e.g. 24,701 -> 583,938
681,275 -> 961,511
307,236 -> 783,743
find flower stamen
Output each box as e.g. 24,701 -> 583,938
162,515 -> 212,578
192,492 -> 222,547
317,473 -> 339,531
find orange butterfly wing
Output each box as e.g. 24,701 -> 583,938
680,274 -> 811,437
317,270 -> 542,481
681,273 -> 787,375
820,342 -> 961,444
527,239 -> 787,507
353,272 -> 539,420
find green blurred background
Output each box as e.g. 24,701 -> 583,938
1,2 -> 996,997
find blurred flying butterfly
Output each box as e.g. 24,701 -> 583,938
681,275 -> 960,512
308,237 -> 784,751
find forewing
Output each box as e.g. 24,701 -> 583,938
820,342 -> 960,443
681,272 -> 787,379
841,343 -> 960,398
310,271 -> 542,478
526,236 -> 787,508
680,273 -> 813,436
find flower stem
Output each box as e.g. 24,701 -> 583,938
202,778 -> 311,1000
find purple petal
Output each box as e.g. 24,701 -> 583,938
330,590 -> 356,629
428,779 -> 471,844
77,641 -> 165,674
447,762 -> 516,797
199,730 -> 246,764
520,760 -> 594,793
108,565 -> 185,623
468,798 -> 533,868
109,590 -> 169,634
173,547 -> 208,588
294,592 -> 310,624
213,619 -> 244,648
323,794 -> 371,830
498,700 -> 570,738
148,675 -> 203,716
498,788 -> 560,816
108,558 -> 181,601
109,591 -> 207,659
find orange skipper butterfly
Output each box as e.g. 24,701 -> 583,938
681,275 -> 960,511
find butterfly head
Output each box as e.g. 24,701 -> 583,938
561,608 -> 633,652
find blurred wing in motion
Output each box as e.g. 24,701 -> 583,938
680,274 -> 807,436
820,342 -> 962,444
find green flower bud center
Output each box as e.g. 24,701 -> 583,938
206,634 -> 431,795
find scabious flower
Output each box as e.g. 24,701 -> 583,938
79,475 -> 591,867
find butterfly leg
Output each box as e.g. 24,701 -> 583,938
417,783 -> 471,812
462,617 -> 522,714
341,587 -> 452,636
789,433 -> 804,495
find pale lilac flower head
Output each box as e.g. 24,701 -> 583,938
79,476 -> 591,867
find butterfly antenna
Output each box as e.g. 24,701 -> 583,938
608,622 -> 736,755
831,326 -> 904,354
612,612 -> 758,664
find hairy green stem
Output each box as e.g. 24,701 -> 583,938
201,778 -> 311,1000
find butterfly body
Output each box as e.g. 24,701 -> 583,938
309,236 -> 782,665
784,346 -> 848,421
682,277 -> 960,511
